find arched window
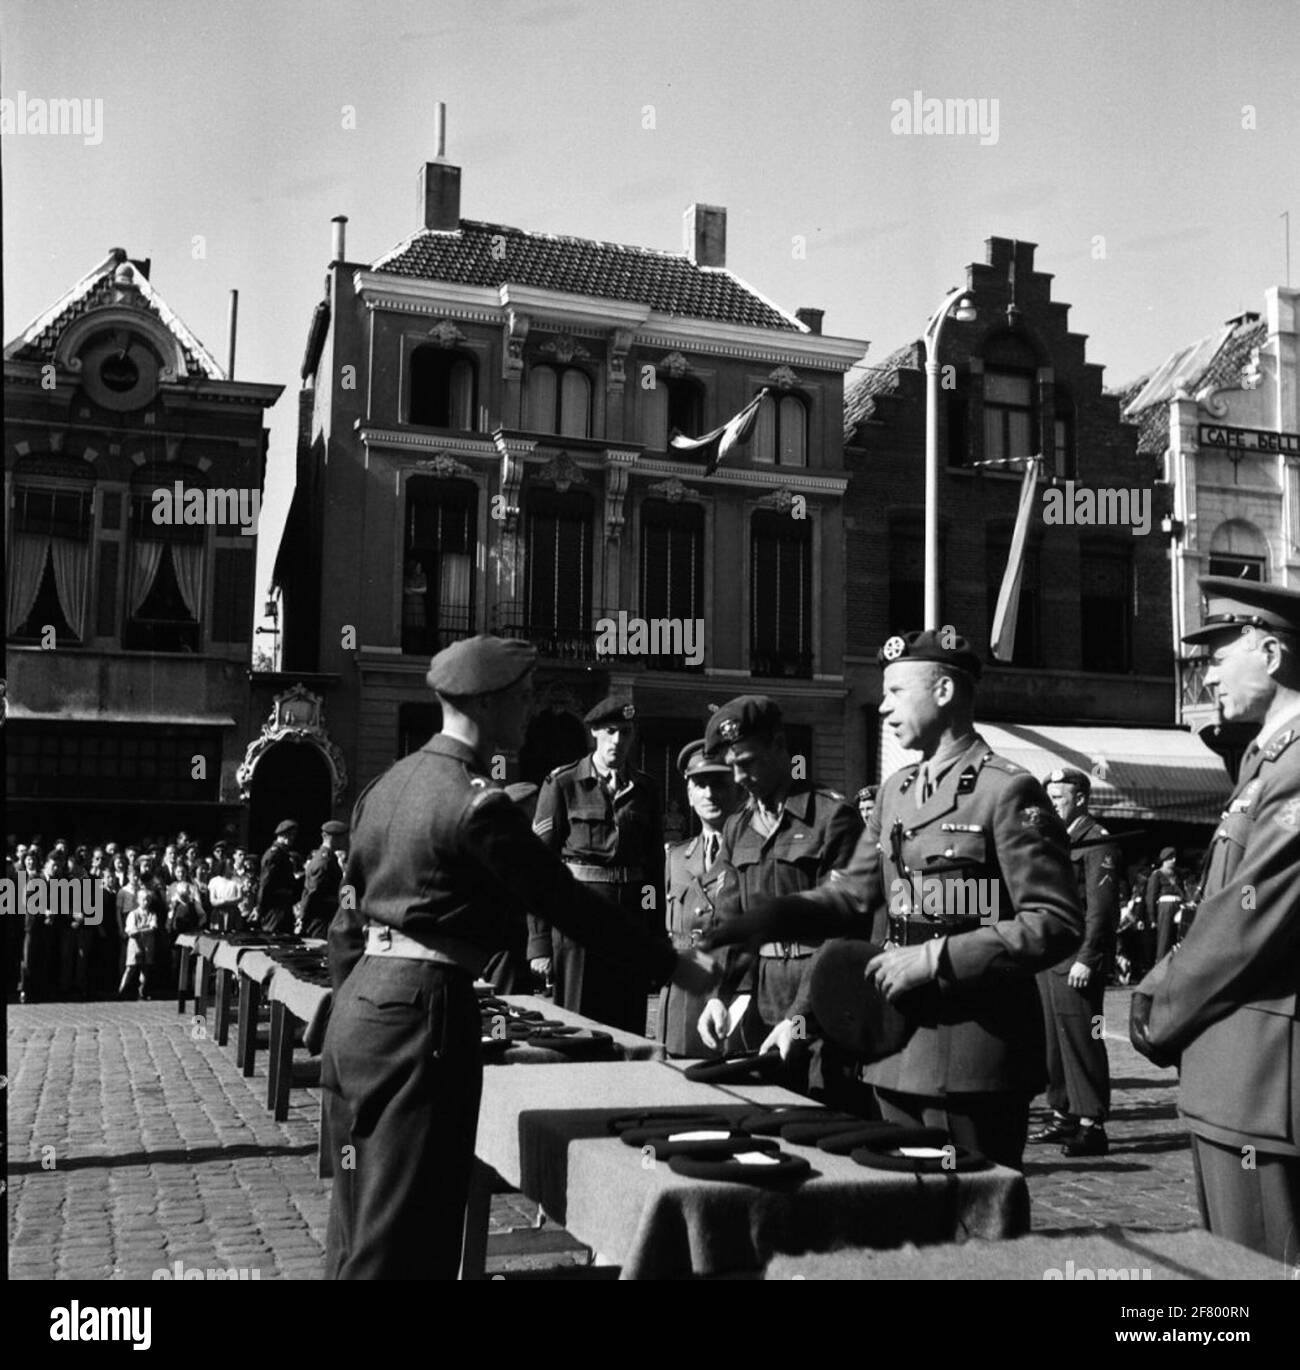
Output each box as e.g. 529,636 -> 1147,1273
753,392 -> 808,466
1208,519 -> 1267,582
409,347 -> 476,429
403,477 -> 477,654
527,364 -> 591,438
639,374 -> 705,452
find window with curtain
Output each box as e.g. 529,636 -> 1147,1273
8,485 -> 94,643
1080,543 -> 1132,673
751,509 -> 812,677
124,470 -> 205,652
639,500 -> 704,670
984,369 -> 1035,463
753,393 -> 808,466
985,536 -> 1042,666
402,477 -> 477,655
527,364 -> 591,438
524,487 -> 593,650
409,348 -> 476,429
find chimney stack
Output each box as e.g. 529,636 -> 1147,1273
419,101 -> 461,231
796,307 -> 824,335
331,215 -> 348,262
684,203 -> 726,268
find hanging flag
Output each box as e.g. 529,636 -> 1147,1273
990,454 -> 1042,662
670,388 -> 768,476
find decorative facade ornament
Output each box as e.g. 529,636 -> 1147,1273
237,685 -> 349,805
761,487 -> 798,513
502,309 -> 530,381
1240,347 -> 1264,391
415,452 -> 473,478
494,431 -> 528,532
767,365 -> 800,391
603,450 -> 638,541
536,450 -> 587,492
648,477 -> 690,503
539,333 -> 591,364
426,319 -> 467,347
660,351 -> 691,379
607,327 -> 634,392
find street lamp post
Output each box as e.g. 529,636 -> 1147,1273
923,287 -> 977,628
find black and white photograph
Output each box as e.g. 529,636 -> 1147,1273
3,0 -> 1297,1330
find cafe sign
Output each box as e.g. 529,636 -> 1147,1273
1199,424 -> 1300,457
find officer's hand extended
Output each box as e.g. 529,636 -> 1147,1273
759,1018 -> 799,1060
694,894 -> 818,951
670,949 -> 719,998
529,956 -> 551,979
1129,991 -> 1176,1068
697,997 -> 730,1051
865,944 -> 939,1001
1066,960 -> 1092,990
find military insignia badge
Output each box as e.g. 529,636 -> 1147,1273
719,717 -> 741,742
1229,779 -> 1263,813
1021,806 -> 1047,828
622,703 -> 636,720
881,635 -> 906,661
1273,797 -> 1300,831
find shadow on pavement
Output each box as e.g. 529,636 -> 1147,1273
10,1142 -> 320,1174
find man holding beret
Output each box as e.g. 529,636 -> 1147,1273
703,631 -> 1083,1169
1030,768 -> 1121,1157
321,636 -> 716,1279
1131,578 -> 1300,1261
527,696 -> 667,1033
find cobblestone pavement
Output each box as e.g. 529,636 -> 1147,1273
7,987 -> 1198,1280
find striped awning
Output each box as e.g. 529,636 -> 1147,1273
880,722 -> 1232,824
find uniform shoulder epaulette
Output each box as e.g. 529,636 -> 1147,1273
980,752 -> 1027,777
546,760 -> 579,781
1262,729 -> 1297,763
813,786 -> 849,804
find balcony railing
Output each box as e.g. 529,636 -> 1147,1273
493,602 -> 602,663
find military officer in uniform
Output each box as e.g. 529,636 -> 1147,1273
527,697 -> 667,1033
298,820 -> 347,940
704,632 -> 1083,1170
659,740 -> 742,1057
321,636 -> 716,1280
1030,768 -> 1121,1157
256,820 -> 300,934
1132,578 -> 1300,1262
696,696 -> 863,1095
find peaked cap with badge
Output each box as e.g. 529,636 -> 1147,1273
1181,576 -> 1300,644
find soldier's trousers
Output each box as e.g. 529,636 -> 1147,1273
1038,969 -> 1110,1121
321,956 -> 482,1280
1190,1133 -> 1300,1264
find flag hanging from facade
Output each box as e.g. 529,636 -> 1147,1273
670,388 -> 768,475
990,454 -> 1042,662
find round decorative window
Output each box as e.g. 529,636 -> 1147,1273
80,332 -> 160,410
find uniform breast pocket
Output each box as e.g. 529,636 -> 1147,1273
566,803 -> 610,852
919,831 -> 993,920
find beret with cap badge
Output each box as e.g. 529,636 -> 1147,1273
585,695 -> 637,728
704,695 -> 782,754
877,628 -> 983,680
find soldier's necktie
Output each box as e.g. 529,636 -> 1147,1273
704,833 -> 719,867
917,763 -> 934,808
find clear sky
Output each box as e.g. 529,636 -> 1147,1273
4,0 -> 1298,626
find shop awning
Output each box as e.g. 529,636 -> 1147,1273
7,705 -> 237,727
881,723 -> 1232,824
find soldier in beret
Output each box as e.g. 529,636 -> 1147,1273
527,696 -> 668,1033
298,820 -> 348,940
696,695 -> 864,1098
321,636 -> 716,1279
1030,768 -> 1121,1157
256,820 -> 300,935
658,741 -> 743,1056
1131,578 -> 1300,1260
702,631 -> 1083,1169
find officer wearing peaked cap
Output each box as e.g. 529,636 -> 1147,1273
321,637 -> 716,1279
1131,578 -> 1300,1261
702,630 -> 1083,1169
299,820 -> 349,940
659,740 -> 743,1057
527,694 -> 668,1033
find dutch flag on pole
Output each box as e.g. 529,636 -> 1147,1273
990,454 -> 1043,662
670,388 -> 769,476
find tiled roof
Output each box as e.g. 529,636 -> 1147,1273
371,220 -> 804,332
843,341 -> 922,438
1120,316 -> 1268,456
4,253 -> 224,379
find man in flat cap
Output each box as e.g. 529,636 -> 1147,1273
1131,578 -> 1300,1261
704,631 -> 1082,1169
696,695 -> 864,1098
659,741 -> 742,1057
321,636 -> 716,1279
1030,768 -> 1121,1157
298,820 -> 348,940
256,820 -> 300,935
527,695 -> 667,1033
